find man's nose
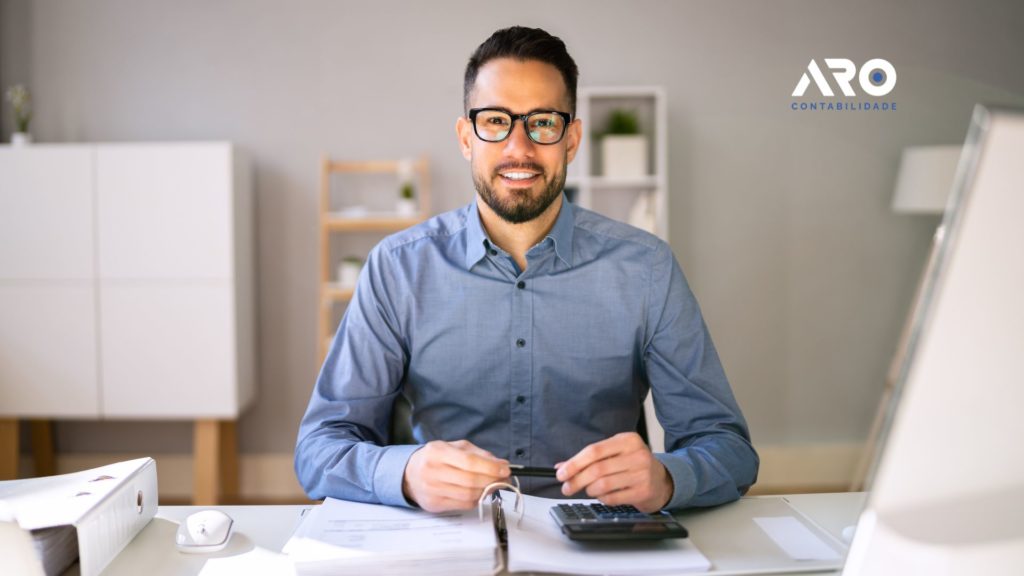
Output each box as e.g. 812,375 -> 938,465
502,119 -> 537,157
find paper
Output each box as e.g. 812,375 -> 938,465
284,497 -> 498,576
504,492 -> 711,575
754,516 -> 841,561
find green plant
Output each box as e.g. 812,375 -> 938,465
400,182 -> 415,200
5,84 -> 31,133
604,109 -> 639,136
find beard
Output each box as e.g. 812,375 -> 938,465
472,159 -> 566,224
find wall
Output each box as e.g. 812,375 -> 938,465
4,0 -> 1024,496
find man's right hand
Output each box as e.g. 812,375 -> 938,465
402,439 -> 511,512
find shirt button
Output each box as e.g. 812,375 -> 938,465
516,281 -> 526,289
516,338 -> 526,348
516,395 -> 526,404
489,249 -> 498,256
515,448 -> 525,457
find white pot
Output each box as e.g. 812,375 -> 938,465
395,198 -> 418,218
11,132 -> 32,146
337,261 -> 362,289
601,135 -> 647,178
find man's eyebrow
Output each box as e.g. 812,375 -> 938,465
476,105 -> 567,115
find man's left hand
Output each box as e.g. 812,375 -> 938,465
555,432 -> 673,513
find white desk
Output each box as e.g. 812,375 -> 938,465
98,492 -> 866,575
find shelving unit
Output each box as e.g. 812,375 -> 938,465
567,86 -> 668,241
567,86 -> 669,451
317,156 -> 431,363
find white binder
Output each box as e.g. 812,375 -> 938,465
0,457 -> 158,576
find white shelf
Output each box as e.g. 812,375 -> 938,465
571,86 -> 668,242
568,175 -> 660,190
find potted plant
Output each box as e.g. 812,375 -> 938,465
5,84 -> 32,145
395,159 -> 418,217
600,109 -> 647,178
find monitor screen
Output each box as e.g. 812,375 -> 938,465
844,105 -> 1024,573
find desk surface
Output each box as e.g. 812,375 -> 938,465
99,492 -> 866,576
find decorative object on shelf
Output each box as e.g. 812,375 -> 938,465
337,256 -> 363,289
600,108 -> 647,178
5,84 -> 32,146
395,158 -> 418,217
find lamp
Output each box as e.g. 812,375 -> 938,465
891,145 -> 961,214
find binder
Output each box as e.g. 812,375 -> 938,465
0,457 -> 158,576
283,490 -> 713,575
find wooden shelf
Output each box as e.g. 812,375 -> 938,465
322,283 -> 355,302
323,214 -> 424,232
318,155 -> 431,364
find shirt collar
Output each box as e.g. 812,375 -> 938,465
463,194 -> 576,270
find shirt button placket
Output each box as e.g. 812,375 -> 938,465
510,275 -> 532,465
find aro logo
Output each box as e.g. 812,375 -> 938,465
792,58 -> 897,97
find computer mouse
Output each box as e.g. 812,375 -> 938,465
175,509 -> 234,553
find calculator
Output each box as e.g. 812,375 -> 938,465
549,503 -> 689,541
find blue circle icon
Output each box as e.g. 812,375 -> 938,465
872,71 -> 884,84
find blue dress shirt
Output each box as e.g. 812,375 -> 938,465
295,195 -> 758,509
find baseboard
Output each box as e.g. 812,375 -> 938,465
19,442 -> 865,501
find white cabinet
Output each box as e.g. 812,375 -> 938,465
0,143 -> 255,420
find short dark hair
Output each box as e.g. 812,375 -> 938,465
463,26 -> 579,115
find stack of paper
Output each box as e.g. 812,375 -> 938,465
284,497 -> 499,576
504,492 -> 711,575
30,525 -> 79,576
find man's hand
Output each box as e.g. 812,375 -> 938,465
402,440 -> 511,512
555,432 -> 674,513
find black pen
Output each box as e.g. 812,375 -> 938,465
508,464 -> 558,478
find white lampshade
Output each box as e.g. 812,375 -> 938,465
892,145 -> 961,214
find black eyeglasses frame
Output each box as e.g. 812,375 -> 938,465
467,108 -> 573,145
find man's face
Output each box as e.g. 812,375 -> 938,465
457,58 -> 581,224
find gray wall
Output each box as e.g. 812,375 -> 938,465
4,0 -> 1023,455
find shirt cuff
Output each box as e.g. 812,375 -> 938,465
373,444 -> 421,508
655,452 -> 697,510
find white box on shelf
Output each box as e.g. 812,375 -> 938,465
600,135 -> 648,178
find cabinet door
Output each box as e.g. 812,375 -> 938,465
0,283 -> 99,416
96,144 -> 233,280
99,281 -> 238,418
0,147 -> 95,280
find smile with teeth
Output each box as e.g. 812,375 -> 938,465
500,171 -> 540,182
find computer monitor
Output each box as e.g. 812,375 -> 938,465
843,105 -> 1024,574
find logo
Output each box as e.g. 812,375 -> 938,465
792,58 -> 896,97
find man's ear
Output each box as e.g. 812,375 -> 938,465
455,116 -> 473,161
565,118 -> 583,165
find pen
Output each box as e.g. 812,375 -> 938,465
508,464 -> 558,478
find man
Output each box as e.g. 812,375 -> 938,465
295,26 -> 758,513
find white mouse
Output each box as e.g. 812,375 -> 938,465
176,509 -> 234,553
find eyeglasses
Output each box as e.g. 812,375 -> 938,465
468,108 -> 572,145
